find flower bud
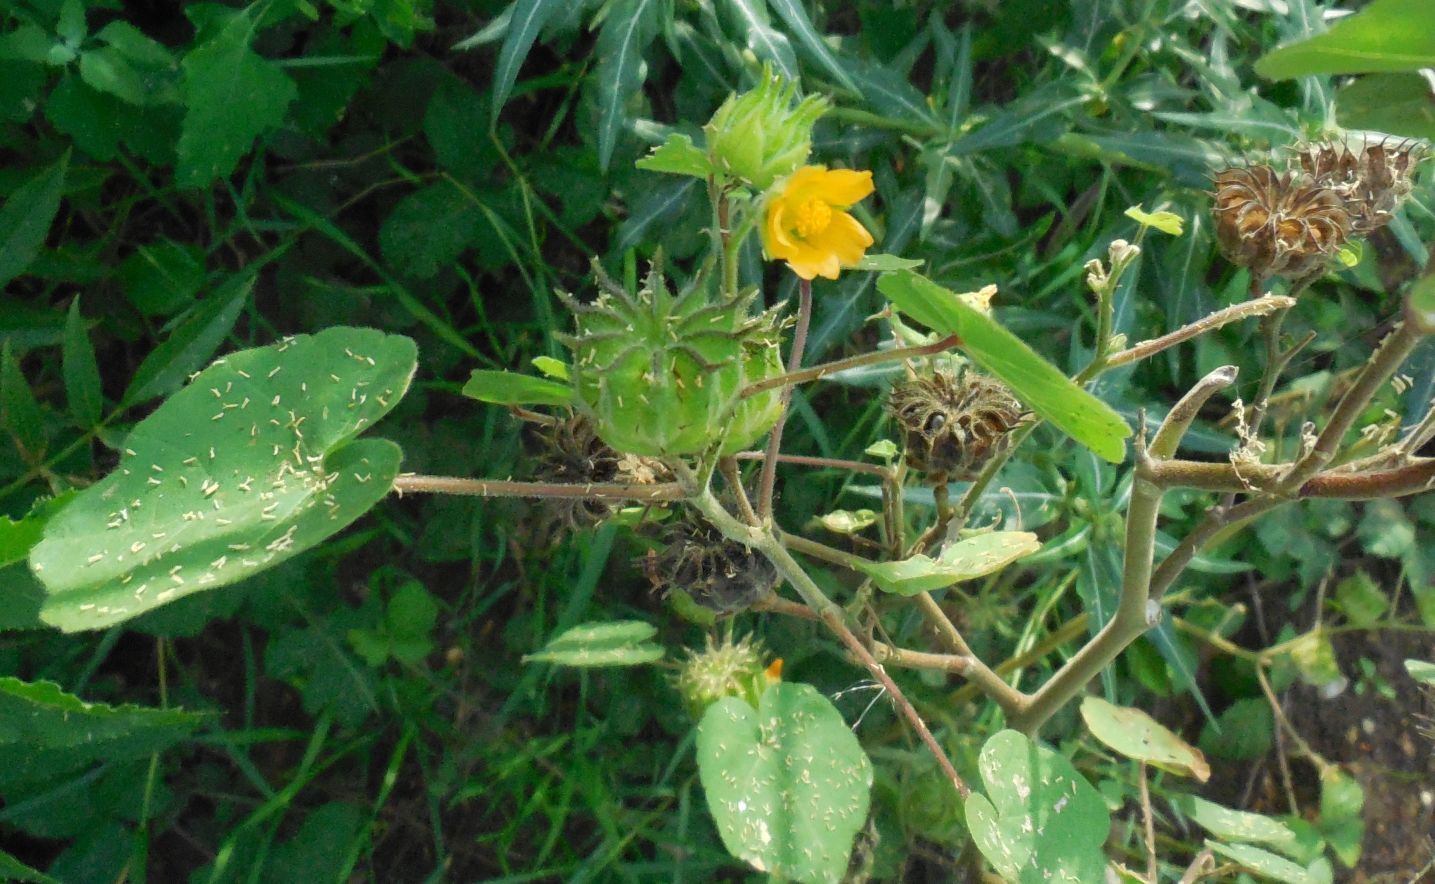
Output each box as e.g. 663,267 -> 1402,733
674,633 -> 779,718
705,69 -> 828,190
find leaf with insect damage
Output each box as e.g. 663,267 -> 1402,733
31,327 -> 416,632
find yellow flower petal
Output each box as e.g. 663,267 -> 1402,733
762,164 -> 876,281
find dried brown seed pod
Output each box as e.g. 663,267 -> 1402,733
530,414 -> 668,530
888,368 -> 1028,483
647,517 -> 778,614
1212,165 -> 1351,279
1294,138 -> 1425,235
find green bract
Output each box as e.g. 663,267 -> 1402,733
704,69 -> 827,190
560,259 -> 786,457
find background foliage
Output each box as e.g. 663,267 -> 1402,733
1,0 -> 1432,879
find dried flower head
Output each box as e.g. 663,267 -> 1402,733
1293,138 -> 1425,235
648,516 -> 778,614
889,368 -> 1028,483
1212,165 -> 1351,279
530,414 -> 667,530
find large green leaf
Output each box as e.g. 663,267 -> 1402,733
697,682 -> 872,883
176,8 -> 296,187
32,327 -> 416,632
1254,0 -> 1435,79
877,271 -> 1130,462
1336,73 -> 1435,140
0,676 -> 204,788
0,153 -> 68,289
965,730 -> 1110,883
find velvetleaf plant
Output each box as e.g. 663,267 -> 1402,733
13,39 -> 1435,880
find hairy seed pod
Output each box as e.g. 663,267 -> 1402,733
674,633 -> 776,718
649,517 -> 779,614
1293,138 -> 1425,235
1212,165 -> 1351,279
888,369 -> 1028,482
530,414 -> 667,529
558,254 -> 787,457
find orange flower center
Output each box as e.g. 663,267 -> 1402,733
794,199 -> 832,238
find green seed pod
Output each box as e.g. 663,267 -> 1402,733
559,256 -> 786,457
704,68 -> 828,190
889,368 -> 1028,483
674,633 -> 777,719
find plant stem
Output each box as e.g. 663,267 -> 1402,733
733,450 -> 891,478
1103,295 -> 1296,368
391,474 -> 686,502
757,279 -> 813,520
685,482 -> 970,798
1281,319 -> 1425,492
740,333 -> 963,399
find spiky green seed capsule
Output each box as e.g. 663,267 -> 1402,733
705,68 -> 828,190
559,257 -> 786,457
674,633 -> 776,719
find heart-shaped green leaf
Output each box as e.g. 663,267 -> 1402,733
697,682 -> 873,883
965,729 -> 1110,883
1081,695 -> 1210,781
522,621 -> 664,667
860,531 -> 1040,596
878,271 -> 1130,462
32,327 -> 416,632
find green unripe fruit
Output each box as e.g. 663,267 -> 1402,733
704,69 -> 828,190
674,633 -> 776,719
560,257 -> 786,457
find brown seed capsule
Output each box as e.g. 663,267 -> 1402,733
1212,165 -> 1351,279
530,414 -> 667,530
1294,138 -> 1424,235
648,517 -> 778,614
888,368 -> 1028,483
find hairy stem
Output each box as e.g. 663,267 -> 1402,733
1104,298 -> 1295,368
391,474 -> 685,501
685,481 -> 970,798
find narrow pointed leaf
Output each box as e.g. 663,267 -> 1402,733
878,270 -> 1130,462
0,153 -> 68,288
488,0 -> 566,122
462,370 -> 571,406
122,273 -> 251,406
523,621 -> 663,666
62,297 -> 102,427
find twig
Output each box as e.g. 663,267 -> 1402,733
757,279 -> 814,519
1139,762 -> 1158,884
740,333 -> 963,399
1103,296 -> 1297,368
733,450 -> 891,478
391,474 -> 686,502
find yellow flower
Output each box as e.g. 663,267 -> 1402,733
763,166 -> 875,280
